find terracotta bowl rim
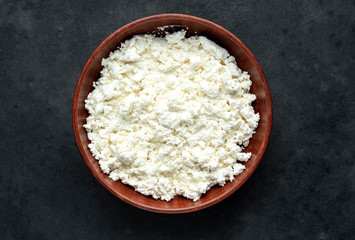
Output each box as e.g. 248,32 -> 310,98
72,13 -> 273,213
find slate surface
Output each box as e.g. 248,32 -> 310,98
1,0 -> 354,239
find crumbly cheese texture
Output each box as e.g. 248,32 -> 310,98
84,31 -> 259,201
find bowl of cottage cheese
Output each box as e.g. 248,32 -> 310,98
73,14 -> 272,213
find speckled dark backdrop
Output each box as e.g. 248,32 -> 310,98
1,0 -> 354,239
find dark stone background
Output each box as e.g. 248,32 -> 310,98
1,0 -> 354,239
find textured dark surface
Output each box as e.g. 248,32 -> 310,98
1,0 -> 354,239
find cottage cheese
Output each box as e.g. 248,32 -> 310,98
84,31 -> 259,201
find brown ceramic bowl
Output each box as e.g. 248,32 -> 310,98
72,14 -> 272,213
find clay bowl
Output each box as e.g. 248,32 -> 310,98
73,14 -> 272,213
